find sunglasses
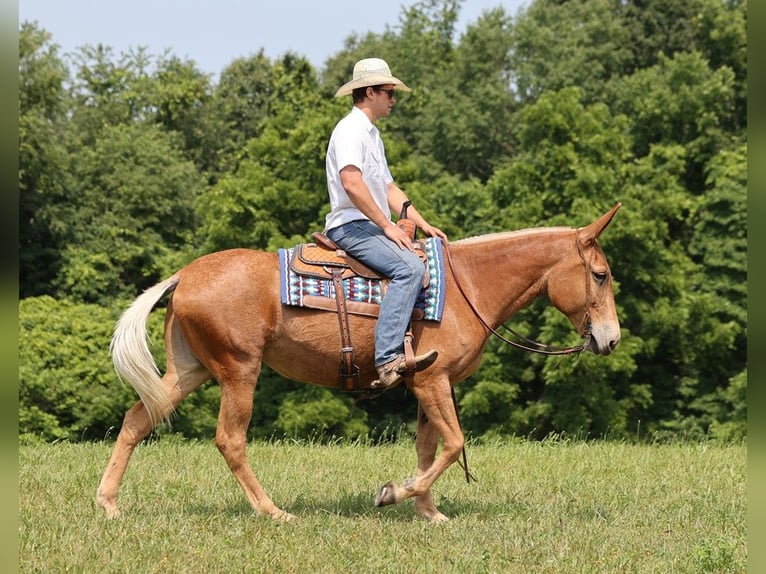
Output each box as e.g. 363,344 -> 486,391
375,87 -> 396,99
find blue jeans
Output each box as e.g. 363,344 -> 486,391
326,220 -> 426,367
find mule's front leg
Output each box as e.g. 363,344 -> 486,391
413,402 -> 449,522
374,379 -> 463,522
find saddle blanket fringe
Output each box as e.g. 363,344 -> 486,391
278,237 -> 445,322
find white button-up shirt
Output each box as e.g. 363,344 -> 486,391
324,106 -> 394,231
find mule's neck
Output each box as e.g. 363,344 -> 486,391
448,228 -> 576,328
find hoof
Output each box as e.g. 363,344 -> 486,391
98,499 -> 121,520
374,481 -> 398,507
430,512 -> 450,523
274,510 -> 296,522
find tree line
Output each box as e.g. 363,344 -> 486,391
19,0 -> 747,443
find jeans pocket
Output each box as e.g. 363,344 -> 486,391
326,225 -> 348,246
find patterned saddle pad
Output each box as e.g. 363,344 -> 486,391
278,237 -> 446,322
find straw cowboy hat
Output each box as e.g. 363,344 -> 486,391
334,58 -> 412,97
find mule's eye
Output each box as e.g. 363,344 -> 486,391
593,271 -> 608,285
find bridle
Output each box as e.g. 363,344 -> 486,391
443,236 -> 594,356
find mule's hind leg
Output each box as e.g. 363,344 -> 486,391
96,365 -> 209,518
96,400 -> 153,518
214,366 -> 293,521
97,315 -> 209,518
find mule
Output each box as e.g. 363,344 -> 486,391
97,203 -> 622,523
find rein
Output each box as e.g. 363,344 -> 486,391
443,240 -> 592,356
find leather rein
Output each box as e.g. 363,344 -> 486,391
443,238 -> 593,356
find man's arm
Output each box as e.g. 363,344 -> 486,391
339,167 -> 415,250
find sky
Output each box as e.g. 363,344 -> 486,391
19,0 -> 528,79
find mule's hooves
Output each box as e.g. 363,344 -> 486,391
274,510 -> 296,522
98,500 -> 121,520
374,481 -> 398,507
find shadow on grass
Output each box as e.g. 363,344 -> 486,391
187,491 -> 530,522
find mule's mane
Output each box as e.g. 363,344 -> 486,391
454,226 -> 574,246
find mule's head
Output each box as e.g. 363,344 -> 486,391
547,203 -> 622,355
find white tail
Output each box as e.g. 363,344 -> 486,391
110,275 -> 180,426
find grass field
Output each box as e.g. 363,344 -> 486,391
19,438 -> 745,573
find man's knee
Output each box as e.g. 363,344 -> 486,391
408,258 -> 426,284
390,251 -> 425,283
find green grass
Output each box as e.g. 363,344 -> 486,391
19,439 -> 745,573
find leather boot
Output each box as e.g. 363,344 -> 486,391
371,350 -> 438,389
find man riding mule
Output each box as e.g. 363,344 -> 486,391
97,200 -> 622,523
325,58 -> 448,389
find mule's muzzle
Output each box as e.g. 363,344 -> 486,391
586,329 -> 620,355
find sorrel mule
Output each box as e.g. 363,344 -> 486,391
97,203 -> 621,522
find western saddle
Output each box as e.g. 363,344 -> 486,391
291,204 -> 427,391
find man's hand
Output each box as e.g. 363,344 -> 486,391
419,223 -> 448,243
383,222 -> 416,251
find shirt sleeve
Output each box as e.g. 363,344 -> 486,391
332,119 -> 365,173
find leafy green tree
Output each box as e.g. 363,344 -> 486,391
598,144 -> 698,433
407,7 -> 517,181
322,0 -> 460,96
165,382 -> 222,439
148,55 -> 221,174
394,0 -> 459,81
67,43 -> 223,178
509,0 -> 632,104
457,355 -> 521,438
622,0 -> 745,79
196,54 -> 336,252
452,88 -> 641,438
695,0 -> 747,130
55,123 -> 202,303
664,143 -> 747,438
608,51 -> 737,191
592,140 -> 745,440
19,296 -> 134,442
328,1 -> 517,182
490,87 -> 631,225
208,51 -> 276,177
18,22 -> 70,298
403,173 -> 496,239
706,369 -> 746,443
67,44 -> 156,141
690,144 -> 747,326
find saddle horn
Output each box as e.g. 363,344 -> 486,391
397,200 -> 416,241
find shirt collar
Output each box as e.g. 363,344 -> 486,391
351,106 -> 377,134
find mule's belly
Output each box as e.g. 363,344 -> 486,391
264,308 -> 379,387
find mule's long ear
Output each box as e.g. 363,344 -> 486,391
579,202 -> 621,243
